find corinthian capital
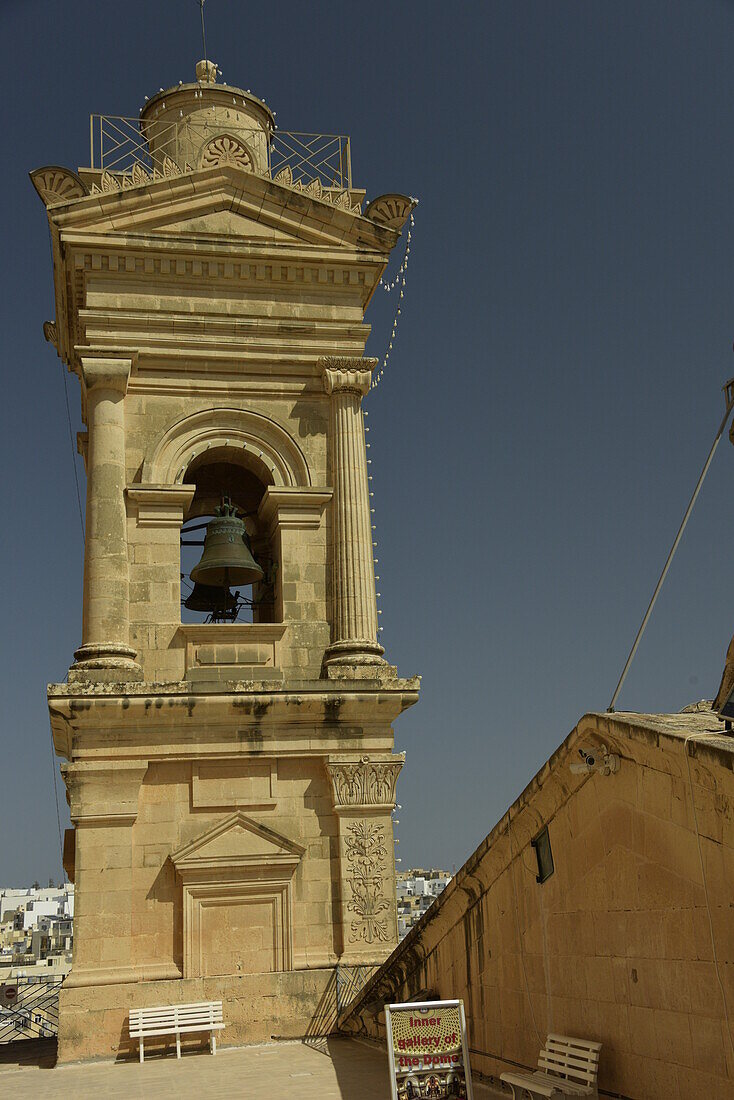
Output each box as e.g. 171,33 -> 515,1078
326,754 -> 404,810
321,357 -> 378,398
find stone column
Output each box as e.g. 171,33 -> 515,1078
325,754 -> 404,962
321,356 -> 384,675
71,356 -> 141,682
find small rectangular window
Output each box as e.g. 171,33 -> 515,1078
531,825 -> 554,884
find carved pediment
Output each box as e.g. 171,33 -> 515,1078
173,811 -> 303,978
148,207 -> 298,241
44,167 -> 399,252
171,811 -> 305,881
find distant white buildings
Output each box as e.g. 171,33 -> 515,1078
0,884 -> 74,980
396,868 -> 452,940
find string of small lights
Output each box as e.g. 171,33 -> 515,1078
364,427 -> 384,639
365,207 -> 419,642
371,206 -> 417,391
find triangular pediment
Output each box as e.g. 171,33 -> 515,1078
171,811 -> 305,877
47,164 -> 399,253
150,208 -> 297,241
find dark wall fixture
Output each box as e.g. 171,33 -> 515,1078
531,825 -> 554,884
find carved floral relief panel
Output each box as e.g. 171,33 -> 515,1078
345,819 -> 390,945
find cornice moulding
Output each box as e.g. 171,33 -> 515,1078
46,165 -> 399,250
258,486 -> 333,535
46,682 -> 421,733
126,484 -> 196,526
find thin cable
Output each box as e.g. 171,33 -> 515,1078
47,220 -> 85,544
61,363 -> 85,543
49,735 -> 66,883
683,733 -> 734,1062
608,384 -> 734,712
371,209 -> 416,391
199,0 -> 208,63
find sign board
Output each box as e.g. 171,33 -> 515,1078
385,999 -> 474,1099
0,984 -> 18,1007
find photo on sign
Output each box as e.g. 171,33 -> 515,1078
386,999 -> 474,1100
397,1067 -> 468,1098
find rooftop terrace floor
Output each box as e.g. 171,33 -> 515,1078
0,1037 -> 502,1099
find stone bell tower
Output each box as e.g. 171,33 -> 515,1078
33,60 -> 418,1062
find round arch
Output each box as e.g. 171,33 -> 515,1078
143,406 -> 312,488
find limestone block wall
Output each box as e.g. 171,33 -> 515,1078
58,967 -> 340,1063
82,272 -> 369,333
340,712 -> 734,1100
126,756 -> 341,977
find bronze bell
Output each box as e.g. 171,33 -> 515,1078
190,498 -> 264,587
184,583 -> 239,615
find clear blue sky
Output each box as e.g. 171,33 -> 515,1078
1,0 -> 733,884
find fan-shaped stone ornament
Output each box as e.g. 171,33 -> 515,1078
274,165 -> 293,186
162,155 -> 181,178
364,193 -> 414,231
200,134 -> 254,172
29,166 -> 87,206
131,162 -> 151,186
101,170 -> 120,193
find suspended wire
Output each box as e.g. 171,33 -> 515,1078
366,209 -> 419,641
198,0 -> 208,63
46,221 -> 85,544
607,381 -> 734,712
371,208 -> 416,392
61,363 -> 85,543
50,734 -> 66,883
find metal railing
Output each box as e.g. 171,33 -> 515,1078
0,977 -> 63,1043
89,114 -> 352,190
335,963 -> 375,1016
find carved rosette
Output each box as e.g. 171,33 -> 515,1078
326,755 -> 404,811
200,134 -> 254,172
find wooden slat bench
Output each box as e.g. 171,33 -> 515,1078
129,1001 -> 225,1062
500,1033 -> 602,1098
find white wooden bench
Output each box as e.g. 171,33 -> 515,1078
129,1001 -> 225,1062
500,1033 -> 602,1098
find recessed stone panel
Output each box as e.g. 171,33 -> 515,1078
192,759 -> 276,810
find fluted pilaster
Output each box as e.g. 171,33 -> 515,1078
321,357 -> 384,673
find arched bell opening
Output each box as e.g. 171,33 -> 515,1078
180,447 -> 278,624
